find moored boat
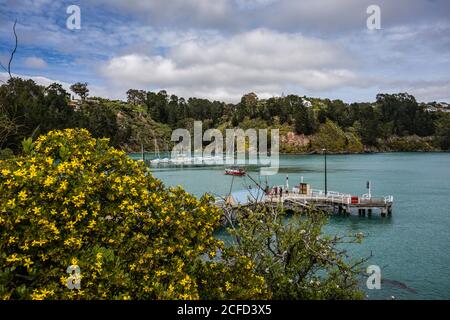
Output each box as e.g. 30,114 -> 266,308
225,167 -> 246,176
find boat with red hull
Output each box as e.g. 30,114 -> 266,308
225,168 -> 246,176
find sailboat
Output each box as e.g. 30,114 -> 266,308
170,144 -> 193,164
150,137 -> 161,165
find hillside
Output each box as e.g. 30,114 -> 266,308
1,78 -> 449,158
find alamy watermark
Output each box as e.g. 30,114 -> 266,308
66,5 -> 81,30
171,121 -> 279,175
66,264 -> 81,289
366,265 -> 381,289
366,5 -> 381,30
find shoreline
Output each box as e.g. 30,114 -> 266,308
127,150 -> 450,156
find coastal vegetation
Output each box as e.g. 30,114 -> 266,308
1,77 -> 449,159
0,129 -> 364,299
224,204 -> 366,299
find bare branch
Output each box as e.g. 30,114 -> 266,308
0,19 -> 18,79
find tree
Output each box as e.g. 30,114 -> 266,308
435,114 -> 450,150
0,79 -> 75,151
224,204 -> 366,299
376,93 -> 419,136
0,129 -> 265,299
0,109 -> 19,150
0,78 -> 46,150
235,93 -> 258,123
126,89 -> 146,106
356,103 -> 380,146
294,104 -> 316,135
70,82 -> 89,100
43,83 -> 74,132
312,120 -> 347,152
77,101 -> 119,145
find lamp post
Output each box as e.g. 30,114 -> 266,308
324,148 -> 327,195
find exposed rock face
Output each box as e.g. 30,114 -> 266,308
281,132 -> 310,148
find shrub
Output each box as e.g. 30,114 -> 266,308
0,148 -> 14,160
225,205 -> 366,300
312,120 -> 347,152
0,129 -> 265,300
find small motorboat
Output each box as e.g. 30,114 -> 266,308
225,167 -> 246,176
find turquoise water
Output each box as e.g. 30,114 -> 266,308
147,153 -> 450,300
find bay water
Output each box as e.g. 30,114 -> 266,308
141,152 -> 450,299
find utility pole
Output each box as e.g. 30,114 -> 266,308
323,148 -> 327,195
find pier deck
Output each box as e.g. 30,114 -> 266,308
218,188 -> 394,217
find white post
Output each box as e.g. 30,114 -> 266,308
286,175 -> 289,190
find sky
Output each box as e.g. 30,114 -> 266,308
0,0 -> 449,103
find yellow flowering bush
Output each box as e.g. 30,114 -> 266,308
0,129 -> 266,300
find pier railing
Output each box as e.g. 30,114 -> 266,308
215,186 -> 394,209
266,186 -> 394,206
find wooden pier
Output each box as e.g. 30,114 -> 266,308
217,186 -> 394,218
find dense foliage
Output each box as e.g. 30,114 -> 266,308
0,77 -> 448,156
0,129 -> 266,299
225,204 -> 366,299
0,78 -> 171,153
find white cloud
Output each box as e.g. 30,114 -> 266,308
99,28 -> 359,101
3,0 -> 449,103
381,78 -> 450,102
24,56 -> 47,69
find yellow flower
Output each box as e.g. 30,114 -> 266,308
31,289 -> 54,300
59,180 -> 68,192
18,189 -> 29,203
225,281 -> 231,291
1,168 -> 10,176
43,176 -> 56,187
24,257 -> 34,268
31,239 -> 47,247
29,165 -> 37,178
13,169 -> 26,177
6,254 -> 20,263
88,220 -> 96,229
7,198 -> 16,208
155,270 -> 167,277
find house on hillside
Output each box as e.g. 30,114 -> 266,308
302,98 -> 312,108
425,106 -> 438,112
